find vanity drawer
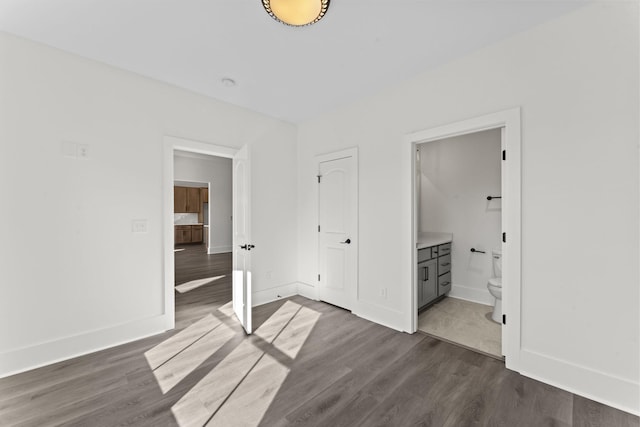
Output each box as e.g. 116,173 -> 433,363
438,272 -> 452,295
437,242 -> 452,256
418,247 -> 432,262
438,254 -> 451,275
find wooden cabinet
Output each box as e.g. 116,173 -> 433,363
201,187 -> 208,203
191,225 -> 203,243
174,187 -> 187,213
175,225 -> 192,244
174,186 -> 201,213
174,225 -> 203,244
186,187 -> 201,212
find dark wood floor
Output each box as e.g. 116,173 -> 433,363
0,244 -> 637,426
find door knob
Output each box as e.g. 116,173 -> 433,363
339,238 -> 351,244
240,244 -> 248,250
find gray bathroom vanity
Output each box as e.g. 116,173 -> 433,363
417,233 -> 452,310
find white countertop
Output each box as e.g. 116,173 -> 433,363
174,223 -> 204,226
417,232 -> 453,249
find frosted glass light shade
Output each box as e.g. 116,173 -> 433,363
262,0 -> 329,26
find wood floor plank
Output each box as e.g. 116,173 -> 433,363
573,395 -> 640,427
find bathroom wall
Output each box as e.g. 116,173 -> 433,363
174,152 -> 232,254
419,129 -> 502,305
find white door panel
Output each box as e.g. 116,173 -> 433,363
233,145 -> 252,334
326,247 -> 345,291
318,154 -> 357,310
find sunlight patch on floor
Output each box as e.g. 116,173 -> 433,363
273,305 -> 321,359
255,300 -> 301,343
171,300 -> 321,427
175,276 -> 226,293
153,323 -> 235,394
217,301 -> 235,318
205,352 -> 289,427
145,315 -> 221,370
172,339 -> 268,427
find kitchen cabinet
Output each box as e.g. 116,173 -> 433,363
174,186 -> 201,213
186,187 -> 201,212
174,224 -> 203,244
174,186 -> 187,213
191,225 -> 203,243
175,225 -> 192,244
201,187 -> 208,203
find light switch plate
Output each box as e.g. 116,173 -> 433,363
132,219 -> 148,233
62,141 -> 77,158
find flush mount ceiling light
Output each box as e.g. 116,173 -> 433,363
262,0 -> 330,26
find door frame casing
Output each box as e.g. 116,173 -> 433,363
403,108 -> 522,371
314,147 -> 359,309
162,135 -> 238,330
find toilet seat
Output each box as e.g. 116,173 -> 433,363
488,277 -> 502,287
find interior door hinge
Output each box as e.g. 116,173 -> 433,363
502,314 -> 506,325
317,175 -> 321,183
318,225 -> 320,232
502,232 -> 506,243
502,150 -> 506,161
318,274 -> 320,281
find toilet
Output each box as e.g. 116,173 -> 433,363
487,249 -> 503,324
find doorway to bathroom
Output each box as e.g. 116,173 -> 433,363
415,129 -> 503,359
404,108 -> 522,371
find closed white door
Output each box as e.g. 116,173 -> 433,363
232,144 -> 252,334
318,155 -> 357,310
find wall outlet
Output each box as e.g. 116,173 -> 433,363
381,287 -> 388,299
132,219 -> 148,233
78,144 -> 90,159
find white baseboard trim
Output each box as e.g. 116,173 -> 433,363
0,315 -> 169,379
520,349 -> 639,416
297,282 -> 318,301
448,284 -> 494,306
352,301 -> 405,332
208,246 -> 232,255
252,282 -> 299,307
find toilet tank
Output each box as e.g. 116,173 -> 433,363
492,249 -> 502,278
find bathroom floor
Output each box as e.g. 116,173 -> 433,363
418,297 -> 502,359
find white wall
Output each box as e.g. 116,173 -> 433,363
174,153 -> 233,254
419,129 -> 502,305
0,32 -> 298,376
297,3 -> 638,414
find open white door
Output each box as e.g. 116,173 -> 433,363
232,144 -> 252,334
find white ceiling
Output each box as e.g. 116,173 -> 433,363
0,0 -> 586,123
